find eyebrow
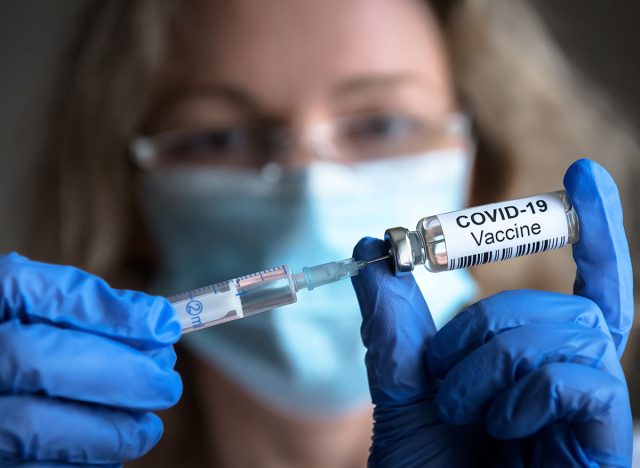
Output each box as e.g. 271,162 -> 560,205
158,84 -> 261,113
331,73 -> 430,99
156,73 -> 430,116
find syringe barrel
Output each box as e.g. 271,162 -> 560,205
385,190 -> 579,274
170,265 -> 297,334
237,267 -> 297,315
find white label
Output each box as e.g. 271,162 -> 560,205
437,192 -> 569,270
171,281 -> 244,333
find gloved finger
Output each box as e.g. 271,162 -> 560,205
351,237 -> 436,406
0,395 -> 164,464
435,323 -> 619,424
564,159 -> 634,356
0,321 -> 182,411
144,344 -> 178,370
487,363 -> 632,467
428,290 -> 609,379
0,253 -> 180,350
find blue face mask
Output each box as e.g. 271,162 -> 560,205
139,149 -> 477,419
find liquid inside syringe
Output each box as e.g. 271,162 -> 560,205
169,256 -> 388,334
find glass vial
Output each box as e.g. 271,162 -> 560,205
385,190 -> 579,275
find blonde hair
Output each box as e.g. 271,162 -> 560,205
30,0 -> 177,285
30,0 -> 638,295
444,0 -> 638,295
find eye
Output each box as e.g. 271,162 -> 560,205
167,128 -> 250,159
341,114 -> 419,141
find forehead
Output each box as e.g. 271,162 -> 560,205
168,0 -> 452,112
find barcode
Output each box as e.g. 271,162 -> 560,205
448,236 -> 567,270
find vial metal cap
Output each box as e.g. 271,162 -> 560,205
384,227 -> 415,275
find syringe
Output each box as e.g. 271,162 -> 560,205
170,255 -> 389,334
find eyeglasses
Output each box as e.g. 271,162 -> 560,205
130,112 -> 471,170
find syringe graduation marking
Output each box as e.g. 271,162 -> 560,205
167,279 -> 231,303
448,235 -> 566,270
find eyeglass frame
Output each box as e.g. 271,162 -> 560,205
129,111 -> 473,171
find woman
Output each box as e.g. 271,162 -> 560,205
6,0 -> 636,466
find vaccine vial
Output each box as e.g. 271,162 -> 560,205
385,190 -> 580,275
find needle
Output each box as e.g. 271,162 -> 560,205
364,254 -> 391,265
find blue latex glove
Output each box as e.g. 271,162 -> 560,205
352,159 -> 633,467
0,254 -> 182,466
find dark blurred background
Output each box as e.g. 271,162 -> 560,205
535,0 -> 640,132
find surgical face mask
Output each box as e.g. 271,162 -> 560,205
139,148 -> 477,419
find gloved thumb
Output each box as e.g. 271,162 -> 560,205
564,159 -> 633,357
352,237 -> 437,406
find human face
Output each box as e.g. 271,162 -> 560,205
144,0 -> 459,169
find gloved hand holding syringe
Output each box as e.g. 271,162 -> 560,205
172,189 -> 579,333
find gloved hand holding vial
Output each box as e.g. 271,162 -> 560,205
351,158 -> 633,466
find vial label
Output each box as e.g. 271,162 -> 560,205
437,192 -> 569,270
